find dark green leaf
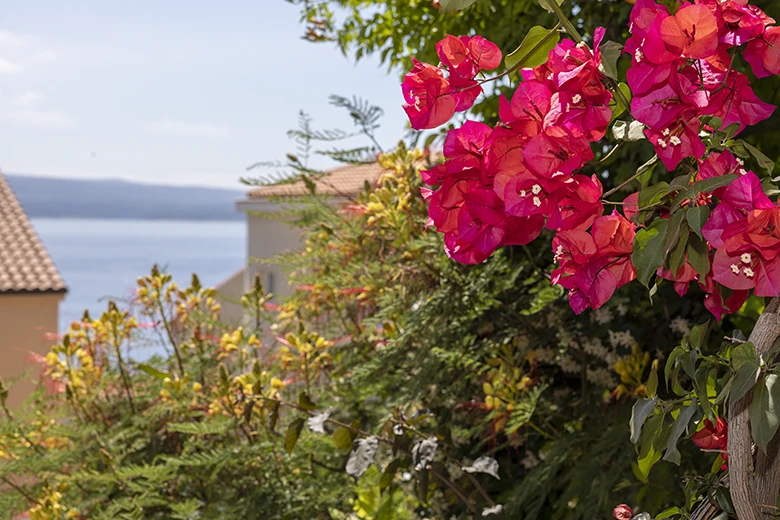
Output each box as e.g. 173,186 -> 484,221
380,459 -> 400,491
298,391 -> 317,411
731,361 -> 759,404
669,222 -> 689,274
732,341 -> 756,371
655,507 -> 682,520
665,346 -> 684,386
630,398 -> 657,444
599,41 -> 623,81
687,234 -> 711,278
679,349 -> 698,379
333,427 -> 354,451
637,414 -> 663,482
637,154 -> 658,188
687,205 -> 711,238
663,399 -> 698,465
750,373 -> 780,453
505,26 -> 560,71
689,321 -> 710,350
743,141 -> 775,175
639,182 -> 669,209
285,418 -> 305,454
688,174 -> 737,197
633,220 -> 669,287
664,211 -> 684,258
439,0 -> 479,12
695,366 -> 715,424
716,486 -> 735,515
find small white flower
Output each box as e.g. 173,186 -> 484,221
413,96 -> 422,111
737,157 -> 745,165
669,136 -> 682,146
533,196 -> 542,207
657,139 -> 667,149
739,168 -> 748,175
744,267 -> 755,278
576,42 -> 587,49
741,253 -> 752,264
531,184 -> 542,195
519,190 -> 527,198
402,472 -> 412,481
731,264 -> 741,274
393,424 -> 404,436
662,128 -> 671,136
634,49 -> 644,62
572,94 -> 582,104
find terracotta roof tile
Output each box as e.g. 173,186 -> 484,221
248,162 -> 384,198
0,171 -> 66,293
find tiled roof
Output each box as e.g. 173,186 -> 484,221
0,171 -> 66,293
248,162 -> 384,198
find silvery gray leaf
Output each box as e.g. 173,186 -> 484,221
346,436 -> 379,478
412,437 -> 438,471
462,456 -> 500,480
393,424 -> 404,436
306,409 -> 330,434
631,514 -> 652,520
612,120 -> 647,142
482,504 -> 503,517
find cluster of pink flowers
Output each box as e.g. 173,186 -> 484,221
403,0 -> 780,319
402,35 -> 501,129
626,0 -> 775,169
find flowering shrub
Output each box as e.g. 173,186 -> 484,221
403,0 -> 780,517
405,0 -> 780,322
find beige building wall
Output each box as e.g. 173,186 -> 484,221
0,293 -> 62,408
245,213 -> 302,300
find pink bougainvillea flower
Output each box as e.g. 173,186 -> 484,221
645,114 -> 706,170
658,261 -> 699,297
626,61 -> 672,96
551,212 -> 636,313
436,34 -> 501,80
698,149 -> 744,180
702,171 -> 774,248
613,504 -> 633,520
691,417 -> 728,460
703,72 -> 775,134
546,174 -> 604,231
700,269 -> 750,320
402,58 -> 456,129
623,192 -> 640,224
713,206 -> 780,296
443,233 -> 489,264
546,91 -> 613,142
744,26 -> 780,78
502,214 -> 545,246
450,74 -> 483,112
659,4 -> 719,59
498,81 -> 553,138
523,125 -> 594,179
715,1 -> 774,46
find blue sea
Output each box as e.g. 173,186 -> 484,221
32,218 -> 246,333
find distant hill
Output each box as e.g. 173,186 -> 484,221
5,174 -> 245,221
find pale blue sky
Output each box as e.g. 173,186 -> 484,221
0,2 -> 408,188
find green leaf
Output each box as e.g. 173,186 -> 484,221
333,426 -> 354,451
743,141 -> 775,175
750,373 -> 780,453
636,414 -> 663,482
668,222 -> 689,274
716,486 -> 735,515
610,82 -> 632,121
136,363 -> 170,380
687,234 -> 711,278
663,399 -> 698,465
298,391 -> 317,411
285,418 -> 305,454
439,0 -> 479,12
689,321 -> 710,350
664,211 -> 685,258
380,459 -> 400,491
538,0 -> 564,13
731,361 -> 759,404
505,26 -> 560,71
630,398 -> 657,444
688,174 -> 737,197
599,41 -> 623,81
665,346 -> 685,386
687,205 -> 711,238
638,182 -> 669,210
655,507 -> 682,520
679,349 -> 698,379
633,220 -> 670,287
647,366 -> 659,398
732,341 -> 756,371
636,154 -> 658,189
695,366 -> 716,424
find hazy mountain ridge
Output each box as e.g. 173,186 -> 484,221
5,174 -> 245,221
